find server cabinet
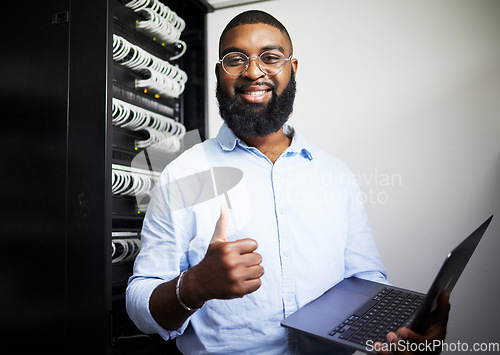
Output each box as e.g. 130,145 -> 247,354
1,1 -> 71,353
1,0 -> 212,354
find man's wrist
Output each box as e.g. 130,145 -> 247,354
178,268 -> 206,310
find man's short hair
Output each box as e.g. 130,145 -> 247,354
219,10 -> 293,57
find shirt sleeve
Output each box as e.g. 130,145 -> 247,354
125,169 -> 193,341
343,169 -> 389,284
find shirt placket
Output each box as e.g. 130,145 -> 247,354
271,161 -> 297,319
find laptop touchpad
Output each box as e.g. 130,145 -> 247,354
307,289 -> 370,318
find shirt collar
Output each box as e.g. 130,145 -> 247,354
216,123 -> 313,160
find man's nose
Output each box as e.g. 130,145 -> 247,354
244,57 -> 265,80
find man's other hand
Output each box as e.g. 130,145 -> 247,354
375,291 -> 450,354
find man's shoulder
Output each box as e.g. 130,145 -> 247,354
302,140 -> 352,173
290,126 -> 349,169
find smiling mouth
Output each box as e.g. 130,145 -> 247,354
241,90 -> 270,96
236,84 -> 274,103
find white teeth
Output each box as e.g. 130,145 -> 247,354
243,90 -> 268,96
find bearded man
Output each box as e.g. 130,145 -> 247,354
126,10 -> 449,354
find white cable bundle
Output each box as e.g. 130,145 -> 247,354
135,127 -> 181,151
112,238 -> 141,263
125,0 -> 186,60
112,35 -> 187,98
135,69 -> 185,99
112,98 -> 185,152
112,164 -> 161,197
112,99 -> 151,131
112,98 -> 185,135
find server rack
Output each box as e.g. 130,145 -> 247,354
1,0 -> 213,354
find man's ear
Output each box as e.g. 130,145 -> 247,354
291,58 -> 298,75
215,63 -> 220,80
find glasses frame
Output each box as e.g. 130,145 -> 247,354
218,50 -> 293,77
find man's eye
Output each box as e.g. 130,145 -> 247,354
225,56 -> 246,66
261,55 -> 281,64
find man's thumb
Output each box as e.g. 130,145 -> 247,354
211,204 -> 229,243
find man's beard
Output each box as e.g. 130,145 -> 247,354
216,70 -> 296,138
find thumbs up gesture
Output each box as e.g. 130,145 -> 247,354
210,204 -> 231,243
183,205 -> 264,305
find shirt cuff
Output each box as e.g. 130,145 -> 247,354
126,277 -> 192,340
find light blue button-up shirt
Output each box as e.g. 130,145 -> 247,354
126,124 -> 387,354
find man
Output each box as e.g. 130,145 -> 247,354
126,10 -> 449,354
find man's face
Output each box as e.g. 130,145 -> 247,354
216,23 -> 299,137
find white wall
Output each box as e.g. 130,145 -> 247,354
206,0 -> 500,351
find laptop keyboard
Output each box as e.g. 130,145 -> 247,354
329,287 -> 424,345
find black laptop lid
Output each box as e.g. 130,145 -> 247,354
411,215 -> 493,333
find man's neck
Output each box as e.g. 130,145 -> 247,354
238,127 -> 292,164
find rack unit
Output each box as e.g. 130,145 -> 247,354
1,0 -> 213,354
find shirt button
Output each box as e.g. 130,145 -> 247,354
283,251 -> 289,257
286,295 -> 293,302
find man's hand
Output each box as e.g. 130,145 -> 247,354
375,291 -> 450,354
180,205 -> 265,307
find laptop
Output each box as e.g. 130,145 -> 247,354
281,216 -> 493,354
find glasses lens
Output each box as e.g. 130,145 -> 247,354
222,52 -> 248,76
259,50 -> 287,75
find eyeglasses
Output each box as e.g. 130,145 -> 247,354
219,50 -> 292,76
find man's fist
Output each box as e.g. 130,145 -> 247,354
181,205 -> 265,306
